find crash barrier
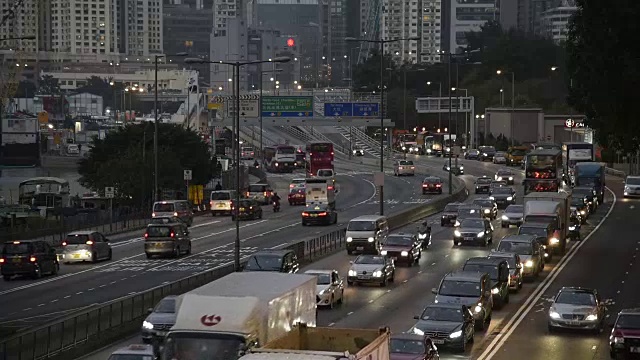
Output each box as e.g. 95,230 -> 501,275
605,167 -> 626,178
0,176 -> 468,360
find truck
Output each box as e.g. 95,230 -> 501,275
305,178 -> 336,208
238,323 -> 391,360
574,162 -> 605,203
161,272 -> 317,360
562,142 -> 594,180
506,146 -> 528,166
522,192 -> 571,255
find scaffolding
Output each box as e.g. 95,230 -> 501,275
1,0 -> 29,113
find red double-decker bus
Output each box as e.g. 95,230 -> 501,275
306,141 -> 334,176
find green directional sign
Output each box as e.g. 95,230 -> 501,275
261,96 -> 313,117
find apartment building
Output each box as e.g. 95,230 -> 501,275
538,2 -> 576,43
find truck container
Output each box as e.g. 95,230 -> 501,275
161,272 -> 317,360
305,178 -> 336,207
523,192 -> 571,254
238,323 -> 390,360
574,162 -> 605,203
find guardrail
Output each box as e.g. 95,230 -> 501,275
0,174 -> 468,360
605,167 -> 626,178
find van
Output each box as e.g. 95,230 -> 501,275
152,200 -> 194,226
209,190 -> 237,216
144,222 -> 192,258
247,183 -> 273,205
345,215 -> 389,255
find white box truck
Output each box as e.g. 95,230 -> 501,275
305,178 -> 336,207
523,191 -> 571,254
238,323 -> 391,360
161,272 -> 317,360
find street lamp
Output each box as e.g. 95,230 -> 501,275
427,81 -> 443,130
185,56 -> 291,272
496,69 -> 515,145
345,36 -> 420,215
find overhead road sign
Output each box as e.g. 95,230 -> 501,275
213,117 -> 396,127
211,94 -> 260,102
324,103 -> 353,117
353,103 -> 379,117
261,96 -> 313,117
323,102 -> 380,117
226,99 -> 259,118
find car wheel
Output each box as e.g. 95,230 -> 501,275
259,211 -> 263,219
505,291 -> 510,304
186,242 -> 192,255
456,336 -> 467,353
2,275 -> 10,281
347,281 -> 354,286
390,271 -> 395,282
501,223 -> 507,228
91,251 -> 99,263
145,253 -> 153,259
474,312 -> 486,331
347,250 -> 353,255
329,295 -> 335,309
518,279 -> 523,289
231,215 -> 236,221
173,247 -> 180,258
51,262 -> 59,275
32,267 -> 41,279
441,221 -> 446,226
334,214 -> 338,224
380,277 -> 387,287
548,324 -> 555,333
107,249 -> 113,261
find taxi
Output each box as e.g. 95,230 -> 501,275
301,204 -> 338,226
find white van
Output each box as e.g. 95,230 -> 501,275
209,190 -> 237,216
345,215 -> 389,255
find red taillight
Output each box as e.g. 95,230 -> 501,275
62,241 -> 68,246
29,257 -> 36,262
246,192 -> 250,197
436,184 -> 442,187
422,184 -> 428,187
411,166 -> 415,169
290,184 -> 295,188
327,186 -> 334,190
302,212 -> 309,217
170,232 -> 175,238
318,212 -> 327,216
144,233 -> 149,238
86,240 -> 94,245
331,152 -> 334,155
263,191 -> 267,196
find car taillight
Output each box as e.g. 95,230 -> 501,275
302,212 -> 309,217
290,184 -> 295,188
86,240 -> 94,245
29,257 -> 36,262
144,233 -> 149,238
436,184 -> 442,187
62,241 -> 68,246
152,212 -> 156,217
411,166 -> 415,169
328,186 -> 334,190
331,152 -> 334,155
210,201 -> 214,206
170,232 -> 175,238
319,212 -> 327,216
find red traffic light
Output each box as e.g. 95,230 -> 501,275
287,38 -> 295,47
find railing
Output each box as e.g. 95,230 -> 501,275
273,126 -> 314,143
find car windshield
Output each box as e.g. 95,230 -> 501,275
490,255 -> 517,268
460,219 -> 484,228
150,217 -> 180,224
311,273 -> 331,285
510,149 -> 527,156
355,255 -> 384,265
244,254 -> 282,271
211,192 -> 231,200
2,243 -> 30,255
479,146 -> 496,153
497,170 -> 512,176
154,298 -> 176,313
556,291 -> 596,306
458,208 -> 481,218
473,199 -> 493,207
463,264 -> 499,280
518,227 -> 547,238
424,178 -> 440,183
146,226 -> 173,237
399,160 -> 414,165
108,355 -> 153,360
439,280 -> 480,297
505,205 -> 523,213
248,185 -> 267,193
444,204 -> 461,212
385,236 -> 413,246
627,178 -> 640,185
492,188 -> 512,195
347,221 -> 376,231
420,306 -> 463,322
497,241 -> 532,255
390,339 -> 424,355
571,198 -> 586,206
317,170 -> 333,177
153,203 -> 174,212
572,189 -> 593,197
477,178 -> 492,184
65,234 -> 90,244
616,315 -> 640,329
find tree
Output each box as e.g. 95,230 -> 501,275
352,49 -> 400,91
15,81 -> 37,98
566,0 -> 640,152
38,75 -> 61,95
78,123 -> 215,206
78,76 -> 117,108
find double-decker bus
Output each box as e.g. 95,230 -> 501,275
523,149 -> 563,194
263,145 -> 296,173
306,141 -> 334,175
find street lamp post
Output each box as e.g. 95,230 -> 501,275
185,56 -> 291,272
452,88 -> 469,147
496,70 -> 515,145
346,36 -> 420,215
427,81 -> 443,130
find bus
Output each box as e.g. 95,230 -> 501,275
306,141 -> 334,176
562,142 -> 594,181
263,145 -> 296,173
423,133 -> 456,156
523,149 -> 563,194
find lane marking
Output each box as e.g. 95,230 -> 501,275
478,187 -> 617,360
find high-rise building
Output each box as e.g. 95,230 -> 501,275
420,0 -> 442,63
539,0 -> 576,43
116,0 -> 163,56
517,0 -> 560,34
381,0 -> 420,63
449,0 -> 499,53
325,0 -> 348,85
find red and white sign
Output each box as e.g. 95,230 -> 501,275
200,314 -> 222,326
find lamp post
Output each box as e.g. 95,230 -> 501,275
452,88 -> 469,147
345,36 -> 420,215
426,81 -> 443,130
496,69 -> 515,145
185,56 -> 291,272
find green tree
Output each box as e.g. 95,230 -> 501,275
38,75 -> 61,95
15,81 -> 37,98
352,49 -> 400,91
78,123 -> 216,206
566,0 -> 640,151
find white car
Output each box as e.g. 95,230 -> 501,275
347,255 -> 395,287
305,269 -> 344,308
394,160 -> 416,176
493,152 -> 507,164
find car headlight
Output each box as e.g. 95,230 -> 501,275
454,220 -> 460,227
449,330 -> 463,339
549,310 -> 561,319
347,237 -> 353,242
427,149 -> 432,153
460,166 -> 464,170
491,288 -> 499,294
580,210 -> 586,215
489,196 -> 495,200
401,251 -> 409,256
524,260 -> 534,267
550,237 -> 560,244
585,314 -> 598,321
318,289 -> 325,296
474,304 -> 482,313
484,209 -> 490,214
613,336 -> 625,344
348,269 -> 357,276
502,215 -> 509,220
142,321 -> 154,330
367,237 -> 374,243
477,231 -> 485,238
380,250 -> 388,255
372,270 -> 383,277
569,226 -> 576,231
454,230 -> 462,237
412,327 -> 425,335
483,153 -> 488,156
507,196 -> 513,201
496,176 -> 502,181
418,233 -> 427,239
509,177 -> 513,181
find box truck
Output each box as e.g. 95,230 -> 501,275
305,178 -> 336,207
523,192 -> 571,255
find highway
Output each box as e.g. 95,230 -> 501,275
0,156 -> 443,333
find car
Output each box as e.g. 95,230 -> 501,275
148,216 -> 186,226
380,233 -> 421,266
422,176 -> 443,194
108,344 -> 155,360
472,198 -> 498,220
493,151 -> 507,164
347,255 -> 395,287
609,308 -> 640,358
243,250 -> 300,273
548,287 -> 605,333
572,186 -> 598,212
390,333 -> 440,359
143,222 -> 192,259
240,146 -> 255,160
501,205 -> 524,228
462,257 -> 510,308
231,199 -> 263,221
61,231 -> 112,263
1,240 -> 59,280
487,251 -> 523,292
490,180 -> 507,189
142,295 -> 177,344
411,303 -> 475,353
152,200 -> 194,226
489,186 -> 516,208
441,202 -> 462,227
394,160 -> 416,176
443,161 -> 464,175
352,147 -> 365,156
570,196 -> 589,222
474,176 -> 492,194
494,169 -> 515,185
496,235 -> 544,280
246,183 -> 273,205
301,203 -> 338,226
455,204 -> 483,226
305,270 -> 344,308
465,149 -> 480,160
288,187 -> 306,206
478,146 -> 496,161
623,175 -> 640,198
568,214 -> 582,240
431,271 -> 493,330
66,143 -> 80,155
453,218 -> 493,247
570,207 -> 585,226
209,190 -> 238,216
518,222 -> 557,259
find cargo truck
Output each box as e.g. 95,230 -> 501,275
523,192 -> 571,255
574,162 -> 605,203
161,272 -> 317,360
305,178 -> 336,207
238,323 -> 391,360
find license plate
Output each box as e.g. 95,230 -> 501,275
73,254 -> 81,258
309,214 -> 317,217
154,242 -> 164,247
12,258 -> 21,263
357,276 -> 369,280
239,208 -> 245,211
356,246 -> 364,250
464,237 -> 474,241
217,204 -> 225,208
566,320 -> 579,325
631,347 -> 640,353
432,339 -> 445,344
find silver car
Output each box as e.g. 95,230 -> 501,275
453,218 -> 493,247
108,344 -> 154,360
493,152 -> 507,164
62,231 -> 112,263
394,160 -> 416,176
305,270 -> 344,308
501,205 -> 524,228
347,255 -> 395,287
142,295 -> 177,343
548,287 -> 606,333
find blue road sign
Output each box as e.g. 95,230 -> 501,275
353,103 -> 379,117
324,103 -> 353,117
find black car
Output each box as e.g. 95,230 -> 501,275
454,218 -> 493,247
462,257 -> 510,308
441,202 -> 463,227
231,199 -> 263,221
380,233 -> 421,266
475,177 -> 492,194
243,250 -> 300,273
1,240 -> 59,280
494,169 -> 515,185
443,161 -> 464,175
568,215 -> 581,240
518,222 -> 556,259
490,186 -> 516,209
301,204 -> 338,226
478,146 -> 496,161
422,176 -> 443,194
411,303 -> 475,353
570,197 -> 589,222
465,149 -> 480,160
572,186 -> 598,212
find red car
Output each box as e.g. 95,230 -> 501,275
390,333 -> 440,360
288,188 -> 306,205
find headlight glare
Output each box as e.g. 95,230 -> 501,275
525,260 -> 534,267
401,251 -> 409,256
549,310 -> 561,319
348,269 -> 356,276
491,288 -> 499,294
477,231 -> 485,238
380,250 -> 388,255
454,220 -> 460,227
585,314 -> 598,321
346,237 -> 353,242
367,237 -> 374,243
449,330 -> 463,339
507,196 -> 513,201
373,270 -> 383,277
474,305 -> 482,313
454,230 -> 461,237
501,215 -> 509,220
550,237 -> 560,244
418,233 -> 427,239
413,327 -> 424,335
569,226 -> 576,231
489,196 -> 495,200
484,209 -> 490,214
142,321 -> 154,330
